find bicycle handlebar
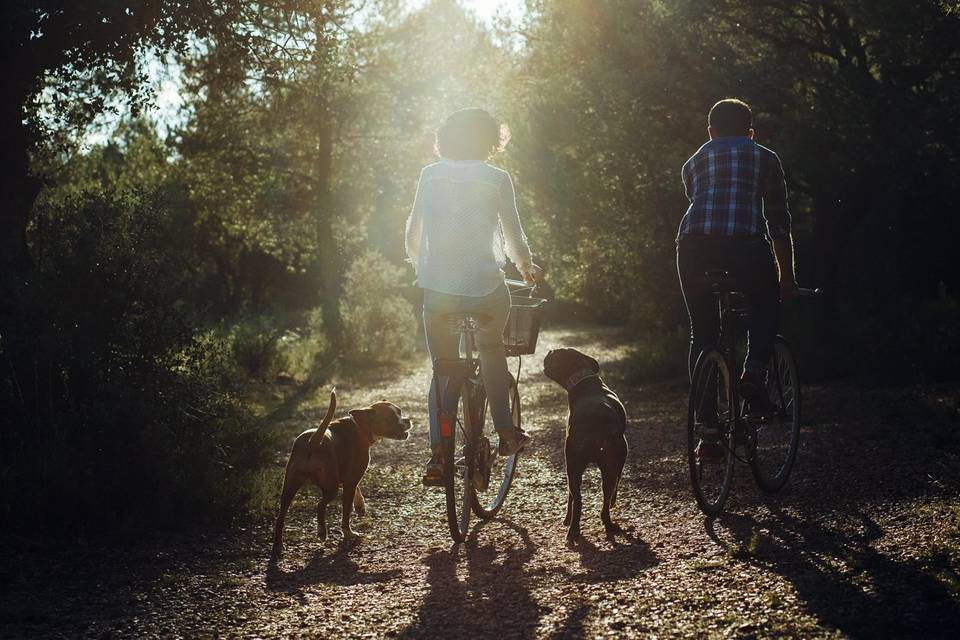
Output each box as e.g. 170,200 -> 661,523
505,278 -> 538,296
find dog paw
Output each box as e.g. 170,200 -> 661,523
604,523 -> 624,539
566,530 -> 581,547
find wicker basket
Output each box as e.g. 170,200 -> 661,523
503,295 -> 547,356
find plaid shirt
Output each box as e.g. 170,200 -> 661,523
677,136 -> 791,240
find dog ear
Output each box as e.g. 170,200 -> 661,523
589,355 -> 601,374
349,408 -> 374,426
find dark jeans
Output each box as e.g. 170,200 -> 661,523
677,235 -> 780,381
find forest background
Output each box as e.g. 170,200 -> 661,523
2,0 -> 958,533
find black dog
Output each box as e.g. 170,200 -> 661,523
543,348 -> 628,542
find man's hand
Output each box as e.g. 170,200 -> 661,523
780,279 -> 800,301
520,262 -> 544,286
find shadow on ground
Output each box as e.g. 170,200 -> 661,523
706,506 -> 960,639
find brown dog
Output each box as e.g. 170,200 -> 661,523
271,390 -> 411,558
543,348 -> 628,543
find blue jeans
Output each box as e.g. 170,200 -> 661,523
423,283 -> 512,447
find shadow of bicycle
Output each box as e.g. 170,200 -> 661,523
705,507 -> 960,639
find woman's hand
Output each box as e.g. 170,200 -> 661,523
520,262 -> 544,286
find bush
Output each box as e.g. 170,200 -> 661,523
230,314 -> 288,382
625,327 -> 689,384
340,251 -> 418,362
0,190 -> 272,533
278,307 -> 329,381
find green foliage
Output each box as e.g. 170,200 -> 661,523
230,315 -> 288,382
1,190 -> 271,532
279,308 -> 330,382
340,251 -> 419,362
626,329 -> 689,384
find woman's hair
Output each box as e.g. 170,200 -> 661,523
435,108 -> 511,160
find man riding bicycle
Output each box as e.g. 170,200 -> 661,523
676,98 -> 800,464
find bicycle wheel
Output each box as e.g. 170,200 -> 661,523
751,337 -> 801,493
443,383 -> 474,543
688,349 -> 736,517
471,374 -> 520,519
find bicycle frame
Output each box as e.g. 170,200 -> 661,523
434,318 -> 483,442
715,290 -> 748,419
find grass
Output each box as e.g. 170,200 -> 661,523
728,530 -> 763,560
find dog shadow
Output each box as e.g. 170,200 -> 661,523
704,507 -> 960,639
265,539 -> 401,598
567,525 -> 659,583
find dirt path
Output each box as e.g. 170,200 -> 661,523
4,325 -> 960,639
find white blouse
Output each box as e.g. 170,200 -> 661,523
405,159 -> 534,297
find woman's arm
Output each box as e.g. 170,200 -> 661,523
498,171 -> 534,271
405,169 -> 426,268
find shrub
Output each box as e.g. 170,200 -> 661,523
0,190 -> 272,533
230,314 -> 288,382
340,251 -> 418,362
625,327 -> 689,384
278,307 -> 329,382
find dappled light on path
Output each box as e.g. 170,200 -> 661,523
3,325 -> 960,638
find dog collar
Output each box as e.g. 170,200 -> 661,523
565,369 -> 600,391
350,415 -> 376,446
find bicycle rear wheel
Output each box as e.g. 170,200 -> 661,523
443,384 -> 474,543
688,349 -> 736,517
471,374 -> 520,520
751,337 -> 801,493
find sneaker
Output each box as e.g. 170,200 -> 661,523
422,454 -> 444,486
496,427 -> 530,456
740,371 -> 776,415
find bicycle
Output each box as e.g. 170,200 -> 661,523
427,278 -> 546,543
687,269 -> 820,517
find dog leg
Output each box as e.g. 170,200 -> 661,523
566,459 -> 586,544
353,486 -> 366,518
563,492 -> 573,527
600,437 -> 628,538
318,486 -> 336,540
610,435 -> 628,508
272,473 -> 304,559
341,481 -> 361,539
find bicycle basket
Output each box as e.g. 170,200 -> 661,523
503,296 -> 547,356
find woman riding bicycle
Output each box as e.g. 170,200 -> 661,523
405,108 -> 542,482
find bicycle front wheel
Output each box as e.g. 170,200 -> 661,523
472,374 -> 520,520
443,384 -> 474,543
688,349 -> 736,517
751,337 -> 801,493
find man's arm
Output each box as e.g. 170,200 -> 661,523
763,151 -> 797,297
772,234 -> 798,297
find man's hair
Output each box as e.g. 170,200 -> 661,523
435,108 -> 510,160
708,98 -> 753,137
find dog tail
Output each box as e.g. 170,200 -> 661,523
307,388 -> 337,448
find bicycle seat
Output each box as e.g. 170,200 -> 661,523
432,357 -> 480,379
439,310 -> 493,324
695,270 -> 743,294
